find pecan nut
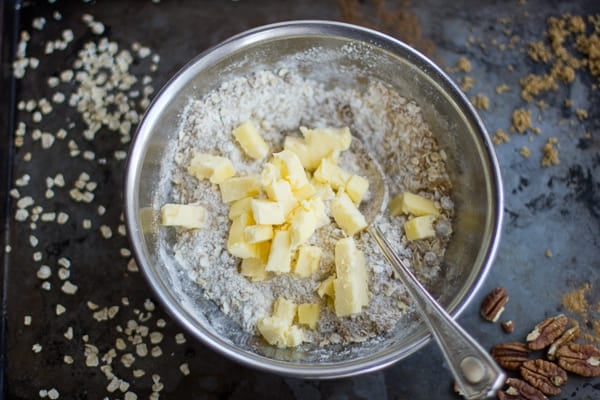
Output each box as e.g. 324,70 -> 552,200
491,342 -> 530,370
556,343 -> 600,377
480,287 -> 509,322
520,359 -> 567,396
497,378 -> 548,400
501,320 -> 515,333
547,323 -> 579,360
526,314 -> 568,350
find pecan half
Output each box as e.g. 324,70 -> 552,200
520,359 -> 567,396
556,343 -> 600,377
480,287 -> 509,322
547,323 -> 579,360
526,314 -> 568,350
497,378 -> 548,400
491,342 -> 530,370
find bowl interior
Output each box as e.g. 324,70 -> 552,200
125,22 -> 501,378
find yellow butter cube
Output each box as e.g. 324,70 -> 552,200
293,183 -> 316,201
333,238 -> 369,316
404,215 -> 437,241
331,191 -> 368,236
289,207 -> 317,248
244,225 -> 274,243
232,120 -> 269,160
285,325 -> 305,347
317,275 -> 335,298
240,257 -> 268,281
228,197 -> 253,220
297,304 -> 320,329
227,213 -> 258,259
345,175 -> 369,204
313,157 -> 351,191
390,192 -> 440,217
251,199 -> 285,225
265,229 -> 292,273
294,245 -> 322,278
311,179 -> 335,201
219,176 -> 261,203
303,197 -> 329,228
260,162 -> 282,187
264,179 -> 297,216
284,126 -> 351,170
187,153 -> 236,184
273,297 -> 297,326
257,317 -> 289,347
273,150 -> 309,189
160,204 -> 206,229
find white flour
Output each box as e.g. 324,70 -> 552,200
167,69 -> 454,345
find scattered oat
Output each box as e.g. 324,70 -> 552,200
63,355 -> 74,364
61,280 -> 78,295
545,249 -> 553,258
55,304 -> 66,315
179,363 -> 190,376
575,108 -> 588,120
64,326 -> 73,340
32,343 -> 43,353
175,333 -> 186,344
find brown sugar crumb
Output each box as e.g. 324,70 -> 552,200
545,248 -> 553,258
520,73 -> 558,102
541,137 -> 560,167
528,41 -> 553,63
492,128 -> 510,145
460,76 -> 475,91
558,64 -> 576,83
575,108 -> 588,120
564,99 -> 573,108
562,283 -> 590,318
456,57 -> 472,72
495,84 -> 510,94
507,64 -> 514,72
512,108 -> 532,133
470,94 -> 489,110
520,145 -> 531,158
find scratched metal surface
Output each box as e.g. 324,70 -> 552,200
1,0 -> 599,399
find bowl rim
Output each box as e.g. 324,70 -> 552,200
124,19 -> 504,379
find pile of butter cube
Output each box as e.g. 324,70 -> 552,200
160,121 -> 441,348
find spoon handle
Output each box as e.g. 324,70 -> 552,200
369,225 -> 505,400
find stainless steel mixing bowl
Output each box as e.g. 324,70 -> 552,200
124,20 -> 503,379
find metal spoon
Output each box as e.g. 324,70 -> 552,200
351,138 -> 505,399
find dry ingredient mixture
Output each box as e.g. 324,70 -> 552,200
167,69 -> 454,345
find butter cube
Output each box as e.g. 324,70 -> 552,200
240,257 -> 268,281
293,183 -> 316,201
160,204 -> 206,229
390,192 -> 440,217
345,175 -> 369,204
244,225 -> 274,243
251,199 -> 285,225
232,120 -> 269,160
260,162 -> 282,187
257,317 -> 289,347
265,229 -> 292,273
297,303 -> 320,329
273,297 -> 297,326
331,191 -> 368,236
284,126 -> 351,170
219,176 -> 261,203
289,207 -> 317,248
285,325 -> 304,347
313,157 -> 351,190
317,276 -> 335,298
227,213 -> 258,259
187,153 -> 236,184
264,179 -> 297,216
404,215 -> 437,241
303,198 -> 329,228
294,245 -> 322,278
311,179 -> 335,201
333,238 -> 369,316
228,197 -> 253,220
273,150 -> 309,189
